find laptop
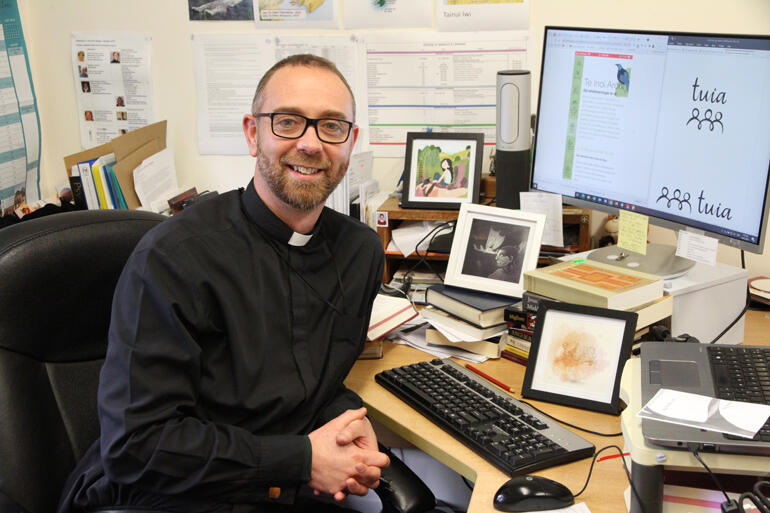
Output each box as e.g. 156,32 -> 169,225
640,342 -> 770,456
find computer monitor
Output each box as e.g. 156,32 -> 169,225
530,27 -> 770,277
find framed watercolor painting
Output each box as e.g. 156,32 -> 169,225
400,132 -> 483,210
522,301 -> 638,415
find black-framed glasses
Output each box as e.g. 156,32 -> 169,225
254,112 -> 353,144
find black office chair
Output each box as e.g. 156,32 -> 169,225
0,209 -> 435,513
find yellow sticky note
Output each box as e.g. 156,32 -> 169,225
618,210 -> 649,255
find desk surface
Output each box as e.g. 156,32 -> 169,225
345,309 -> 770,513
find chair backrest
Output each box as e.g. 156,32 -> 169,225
0,209 -> 165,513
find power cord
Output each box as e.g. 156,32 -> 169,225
687,444 -> 739,513
518,399 -> 623,437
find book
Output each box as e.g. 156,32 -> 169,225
425,328 -> 504,358
504,302 -> 537,330
76,158 -> 101,209
106,164 -> 128,209
425,284 -> 517,328
367,294 -> 417,341
358,340 -> 383,359
92,154 -> 118,209
501,349 -> 528,366
501,332 -> 531,354
522,290 -> 556,313
67,164 -> 88,209
628,295 -> 673,331
419,305 -> 507,341
523,260 -> 663,310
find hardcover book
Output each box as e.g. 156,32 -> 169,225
367,294 -> 417,341
425,284 -> 517,328
523,260 -> 663,310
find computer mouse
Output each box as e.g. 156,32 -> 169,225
493,475 -> 574,512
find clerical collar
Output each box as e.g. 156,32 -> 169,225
240,180 -> 322,246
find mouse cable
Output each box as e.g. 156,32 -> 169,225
518,399 -> 622,437
688,444 -> 736,510
572,445 -> 644,510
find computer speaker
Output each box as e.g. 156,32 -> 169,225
495,70 -> 531,209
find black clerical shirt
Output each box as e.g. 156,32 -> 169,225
58,182 -> 384,512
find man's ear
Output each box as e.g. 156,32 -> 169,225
243,114 -> 259,157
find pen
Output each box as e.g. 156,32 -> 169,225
465,364 -> 513,393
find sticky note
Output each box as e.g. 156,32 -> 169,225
617,210 -> 648,255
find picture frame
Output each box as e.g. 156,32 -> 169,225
444,202 -> 546,297
400,132 -> 483,210
522,301 -> 638,415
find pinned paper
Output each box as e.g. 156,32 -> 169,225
676,230 -> 718,266
617,210 -> 648,255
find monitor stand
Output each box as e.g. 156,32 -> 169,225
587,243 -> 695,280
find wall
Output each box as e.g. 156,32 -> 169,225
18,0 -> 770,274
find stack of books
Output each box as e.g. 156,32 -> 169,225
422,284 -> 517,359
501,260 -> 673,364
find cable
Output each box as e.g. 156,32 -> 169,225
571,445 -> 643,511
709,249 -> 749,344
518,399 -> 622,437
688,445 -> 732,504
407,220 -> 455,282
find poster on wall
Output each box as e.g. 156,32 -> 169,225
188,0 -> 254,20
0,0 -> 41,215
437,0 -> 530,32
363,31 -> 528,157
253,0 -> 341,29
72,32 -> 156,150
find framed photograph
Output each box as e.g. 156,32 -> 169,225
522,301 -> 638,415
444,202 -> 546,297
400,132 -> 483,210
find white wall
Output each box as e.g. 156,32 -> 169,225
19,0 -> 770,274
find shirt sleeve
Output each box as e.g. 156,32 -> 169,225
98,244 -> 312,498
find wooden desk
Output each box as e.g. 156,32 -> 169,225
345,310 -> 770,513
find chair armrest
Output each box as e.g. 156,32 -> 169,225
374,443 -> 436,513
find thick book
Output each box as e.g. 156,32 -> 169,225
425,284 -> 517,328
523,260 -> 663,310
425,328 -> 504,358
77,158 -> 101,209
420,305 -> 507,341
367,294 -> 417,341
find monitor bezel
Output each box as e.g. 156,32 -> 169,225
530,26 -> 770,255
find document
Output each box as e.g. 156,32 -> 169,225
676,230 -> 718,266
72,32 -> 155,149
437,0 -> 530,32
363,31 -> 528,157
192,34 -> 367,154
133,147 -> 178,211
520,192 -> 564,247
0,0 -> 41,212
188,0 -> 254,20
638,388 -> 770,439
618,210 -> 648,255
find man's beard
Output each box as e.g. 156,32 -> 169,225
256,142 -> 347,212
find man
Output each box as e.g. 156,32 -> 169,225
58,54 -> 390,512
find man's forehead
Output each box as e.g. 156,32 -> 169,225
261,65 -> 354,117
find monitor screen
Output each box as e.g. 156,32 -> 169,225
531,27 -> 770,254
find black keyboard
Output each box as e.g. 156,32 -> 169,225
375,358 -> 595,475
708,345 -> 770,441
